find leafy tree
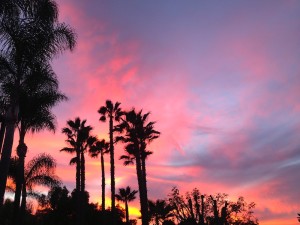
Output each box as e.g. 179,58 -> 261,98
148,199 -> 174,225
0,0 -> 76,206
116,186 -> 138,224
89,139 -> 109,212
98,100 -> 123,220
167,187 -> 258,225
116,109 -> 160,225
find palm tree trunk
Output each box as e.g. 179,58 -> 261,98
109,116 -> 116,220
20,181 -> 27,224
0,105 -> 18,206
135,148 -> 149,225
80,150 -> 85,225
80,150 -> 85,192
13,128 -> 27,225
0,120 -> 6,154
101,151 -> 105,212
76,148 -> 81,225
125,200 -> 129,225
141,156 -> 149,214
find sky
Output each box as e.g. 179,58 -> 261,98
13,1 -> 300,224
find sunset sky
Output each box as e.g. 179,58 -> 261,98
13,1 -> 300,224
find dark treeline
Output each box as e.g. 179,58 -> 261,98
0,183 -> 259,225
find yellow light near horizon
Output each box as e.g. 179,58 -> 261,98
128,206 -> 141,218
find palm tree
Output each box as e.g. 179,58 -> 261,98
12,73 -> 66,224
148,199 -> 174,225
98,100 -> 123,219
116,109 -> 160,225
61,117 -> 95,192
61,117 -> 95,225
8,153 -> 60,222
116,186 -> 138,225
0,0 -> 76,205
89,139 -> 109,212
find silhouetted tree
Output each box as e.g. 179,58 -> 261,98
167,187 -> 258,225
0,0 -> 76,206
8,153 -> 60,224
89,139 -> 109,212
116,109 -> 160,225
148,199 -> 174,225
98,100 -> 123,222
116,186 -> 138,224
61,117 -> 95,225
12,70 -> 66,225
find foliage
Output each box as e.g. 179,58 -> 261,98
148,199 -> 174,225
167,187 -> 259,225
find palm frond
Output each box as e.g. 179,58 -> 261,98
25,153 -> 56,182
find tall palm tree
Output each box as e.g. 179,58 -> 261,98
116,109 -> 160,225
61,118 -> 95,192
61,117 -> 95,225
98,100 -> 123,219
89,139 -> 109,212
116,186 -> 138,225
12,72 -> 66,224
148,199 -> 174,225
0,0 -> 76,205
8,154 -> 60,221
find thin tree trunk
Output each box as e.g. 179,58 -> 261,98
125,200 -> 129,225
135,148 -> 149,225
0,120 -> 6,155
20,181 -> 27,224
13,128 -> 27,225
76,148 -> 81,225
109,116 -> 116,222
0,105 -> 18,206
101,150 -> 105,212
80,150 -> 85,225
80,150 -> 85,192
141,155 -> 149,216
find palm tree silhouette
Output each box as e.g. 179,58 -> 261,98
12,67 -> 66,224
116,109 -> 160,225
148,199 -> 174,225
61,118 -> 95,192
89,139 -> 109,212
8,153 -> 60,223
61,117 -> 95,225
116,186 -> 138,225
0,0 -> 76,205
98,100 -> 123,220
